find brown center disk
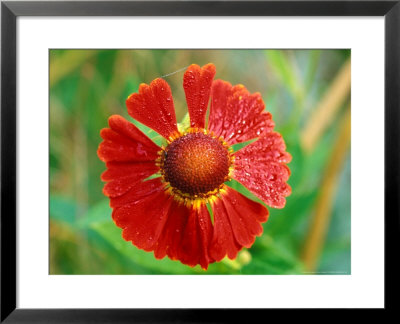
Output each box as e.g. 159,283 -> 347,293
161,132 -> 230,196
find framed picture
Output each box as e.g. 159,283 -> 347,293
1,0 -> 398,321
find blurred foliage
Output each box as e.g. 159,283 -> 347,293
50,49 -> 351,275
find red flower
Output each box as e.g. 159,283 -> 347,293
97,63 -> 291,269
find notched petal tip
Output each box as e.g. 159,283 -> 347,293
97,116 -> 160,163
186,63 -> 216,73
209,79 -> 273,144
126,78 -> 178,139
149,77 -> 169,89
202,63 -> 216,74
233,131 -> 292,208
272,182 -> 292,209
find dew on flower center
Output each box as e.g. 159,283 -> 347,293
160,132 -> 231,196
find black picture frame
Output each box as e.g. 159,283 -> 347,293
1,0 -> 399,322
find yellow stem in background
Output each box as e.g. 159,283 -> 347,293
301,59 -> 351,152
301,106 -> 351,272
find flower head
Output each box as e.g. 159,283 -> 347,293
97,63 -> 291,269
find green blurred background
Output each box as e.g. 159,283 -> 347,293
50,49 -> 351,274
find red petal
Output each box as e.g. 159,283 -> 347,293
153,200 -> 188,262
126,78 -> 178,139
209,196 -> 242,261
109,114 -> 161,150
102,162 -> 159,198
110,178 -> 165,209
112,180 -> 172,252
220,187 -> 269,248
196,204 -> 214,269
208,80 -> 274,145
97,115 -> 160,163
233,133 -> 292,208
183,63 -> 216,129
154,201 -> 214,270
112,179 -> 214,268
235,132 -> 292,164
178,203 -> 213,269
101,161 -> 158,182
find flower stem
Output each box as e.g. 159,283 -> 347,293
301,59 -> 351,153
301,106 -> 351,272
